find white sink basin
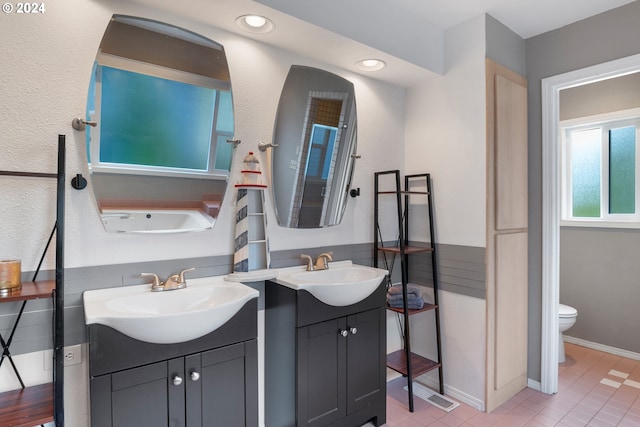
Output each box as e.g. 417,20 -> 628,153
276,261 -> 388,306
83,276 -> 258,344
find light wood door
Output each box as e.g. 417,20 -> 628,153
486,59 -> 528,412
495,74 -> 528,230
494,233 -> 528,389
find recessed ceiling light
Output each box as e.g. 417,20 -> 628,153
235,15 -> 275,34
355,59 -> 386,72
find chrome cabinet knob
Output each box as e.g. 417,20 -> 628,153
190,371 -> 200,382
172,375 -> 183,386
350,327 -> 358,335
340,330 -> 348,337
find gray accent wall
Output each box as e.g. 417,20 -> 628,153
560,227 -> 640,354
406,243 -> 486,299
2,242 -> 485,356
269,243 -> 374,269
373,242 -> 486,298
558,63 -> 640,355
526,0 -> 640,381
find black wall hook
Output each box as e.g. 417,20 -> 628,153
349,187 -> 360,198
71,173 -> 87,190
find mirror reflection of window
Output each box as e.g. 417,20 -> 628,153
98,66 -> 216,170
88,15 -> 233,178
305,124 -> 338,180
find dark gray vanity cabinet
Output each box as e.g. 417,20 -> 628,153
265,281 -> 386,427
88,299 -> 258,427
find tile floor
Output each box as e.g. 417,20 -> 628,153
382,343 -> 640,426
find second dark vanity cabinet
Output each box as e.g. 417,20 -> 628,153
266,280 -> 386,427
88,300 -> 258,427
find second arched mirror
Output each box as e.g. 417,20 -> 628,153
271,66 -> 358,228
85,15 -> 234,233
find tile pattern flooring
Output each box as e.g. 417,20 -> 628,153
383,343 -> 640,426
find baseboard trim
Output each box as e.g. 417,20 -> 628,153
564,335 -> 640,361
527,378 -> 542,392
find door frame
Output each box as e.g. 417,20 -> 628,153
540,52 -> 640,394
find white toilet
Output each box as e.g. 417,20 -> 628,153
558,303 -> 578,363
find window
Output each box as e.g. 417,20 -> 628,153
561,109 -> 640,226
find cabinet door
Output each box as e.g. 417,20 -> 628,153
346,308 -> 385,414
297,317 -> 347,427
198,341 -> 257,427
109,360 -> 177,427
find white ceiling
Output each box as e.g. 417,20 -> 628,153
126,0 -> 637,87
257,0 -> 637,39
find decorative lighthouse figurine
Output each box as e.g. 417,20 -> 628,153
230,151 -> 271,277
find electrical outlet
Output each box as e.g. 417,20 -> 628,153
44,345 -> 82,369
63,344 -> 82,366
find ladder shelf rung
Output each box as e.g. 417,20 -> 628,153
376,190 -> 430,195
386,303 -> 437,315
386,350 -> 441,378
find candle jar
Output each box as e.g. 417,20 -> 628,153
0,259 -> 21,294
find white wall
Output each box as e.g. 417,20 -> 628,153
401,15 -> 488,408
404,16 -> 487,248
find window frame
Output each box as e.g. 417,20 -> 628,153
560,108 -> 640,228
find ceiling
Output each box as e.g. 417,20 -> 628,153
256,0 -> 637,40
125,0 -> 636,87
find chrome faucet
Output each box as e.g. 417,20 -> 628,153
300,252 -> 333,271
141,268 -> 195,292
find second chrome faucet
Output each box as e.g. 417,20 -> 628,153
300,252 -> 333,271
141,267 -> 195,292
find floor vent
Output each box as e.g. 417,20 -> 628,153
403,382 -> 459,412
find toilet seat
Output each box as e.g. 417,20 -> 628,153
559,303 -> 577,318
